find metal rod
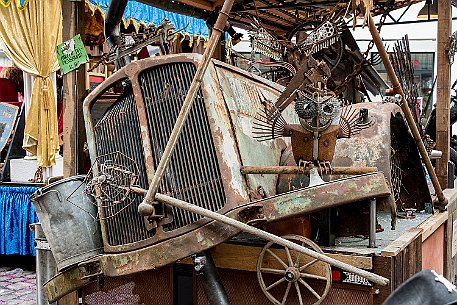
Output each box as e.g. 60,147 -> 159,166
367,14 -> 447,207
133,186 -> 389,286
139,0 -> 235,216
240,166 -> 377,175
369,199 -> 376,248
154,192 -> 389,286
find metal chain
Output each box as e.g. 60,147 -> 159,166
333,58 -> 368,94
363,12 -> 388,58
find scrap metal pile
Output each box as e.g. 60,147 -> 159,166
30,1 -> 447,305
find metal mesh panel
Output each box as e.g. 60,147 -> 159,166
82,268 -> 173,305
93,86 -> 153,245
139,62 -> 226,231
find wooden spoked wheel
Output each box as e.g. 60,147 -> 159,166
257,234 -> 332,305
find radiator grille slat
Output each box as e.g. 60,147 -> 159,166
94,87 -> 153,246
139,62 -> 225,231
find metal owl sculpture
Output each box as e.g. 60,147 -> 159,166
253,57 -> 372,170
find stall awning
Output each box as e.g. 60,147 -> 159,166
0,0 -> 27,10
86,0 -> 209,37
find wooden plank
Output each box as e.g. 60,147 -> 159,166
179,242 -> 372,271
381,228 -> 423,257
393,254 -> 403,289
418,211 -> 448,241
422,224 -> 445,274
402,243 -> 410,281
407,238 -> 416,278
60,1 -> 85,304
445,197 -> 457,280
435,0 -> 452,187
372,256 -> 393,305
415,237 -> 422,273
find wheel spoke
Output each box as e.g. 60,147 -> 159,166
300,272 -> 328,281
299,258 -> 319,272
281,282 -> 292,305
266,249 -> 288,269
294,281 -> 304,305
266,277 -> 286,291
299,278 -> 321,300
260,268 -> 286,275
285,247 -> 294,266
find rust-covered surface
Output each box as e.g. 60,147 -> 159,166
333,102 -> 431,229
99,172 -> 389,277
83,54 -> 299,253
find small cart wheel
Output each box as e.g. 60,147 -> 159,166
257,234 -> 332,305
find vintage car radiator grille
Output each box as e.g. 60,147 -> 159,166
93,62 -> 226,246
94,88 -> 154,245
139,62 -> 225,231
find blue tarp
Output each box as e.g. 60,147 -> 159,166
0,186 -> 38,256
88,0 -> 209,37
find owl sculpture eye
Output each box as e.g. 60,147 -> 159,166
319,96 -> 340,124
295,94 -> 318,120
295,94 -> 341,132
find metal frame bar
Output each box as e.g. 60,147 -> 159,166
367,14 -> 447,207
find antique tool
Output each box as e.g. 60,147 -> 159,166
368,14 -> 447,209
138,0 -> 236,217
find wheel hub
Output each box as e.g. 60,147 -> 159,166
285,267 -> 300,282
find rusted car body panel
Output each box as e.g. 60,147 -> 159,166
44,172 -> 389,302
84,54 -> 300,253
333,102 -> 431,228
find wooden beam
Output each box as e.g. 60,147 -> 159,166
436,0 -> 452,188
381,228 -> 423,257
418,211 -> 448,242
60,1 -> 85,303
62,0 -> 86,178
176,0 -> 214,11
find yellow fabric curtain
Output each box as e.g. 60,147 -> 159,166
0,0 -> 62,167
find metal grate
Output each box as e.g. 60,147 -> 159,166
83,267 -> 173,304
93,86 -> 153,245
139,62 -> 226,230
196,269 -> 371,305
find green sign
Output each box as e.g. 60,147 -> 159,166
56,34 -> 88,74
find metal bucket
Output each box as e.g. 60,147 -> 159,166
30,175 -> 103,271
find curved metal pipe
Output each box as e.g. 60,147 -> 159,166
193,252 -> 230,305
104,0 -> 129,68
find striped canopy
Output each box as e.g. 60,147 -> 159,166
87,0 -> 209,37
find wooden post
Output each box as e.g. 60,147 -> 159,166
436,0 -> 452,188
62,0 -> 87,178
60,0 -> 85,304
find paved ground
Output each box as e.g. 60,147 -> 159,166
0,267 -> 36,305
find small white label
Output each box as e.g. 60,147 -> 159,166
36,240 -> 51,251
